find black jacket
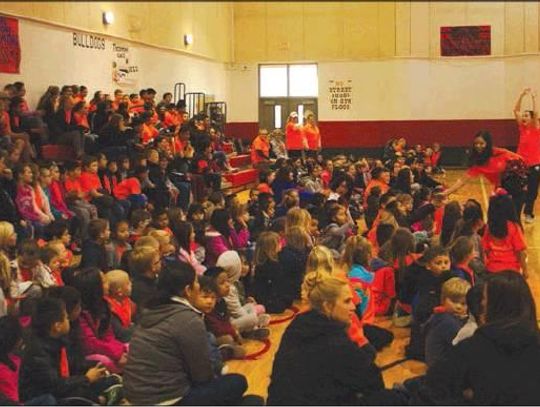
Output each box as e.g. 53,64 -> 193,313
417,323 -> 540,405
80,240 -> 108,271
278,246 -> 309,301
131,274 -> 158,320
253,260 -> 291,313
267,310 -> 384,405
0,178 -> 21,225
19,335 -> 89,401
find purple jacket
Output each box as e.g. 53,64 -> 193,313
204,228 -> 248,266
78,310 -> 124,362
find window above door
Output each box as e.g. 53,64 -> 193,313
259,64 -> 318,98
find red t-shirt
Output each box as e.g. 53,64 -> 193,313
80,172 -> 103,198
285,122 -> 304,150
466,147 -> 523,189
64,177 -> 86,200
517,124 -> 540,167
73,112 -> 90,130
482,221 -> 526,273
113,178 -> 142,200
433,206 -> 445,235
303,123 -> 321,150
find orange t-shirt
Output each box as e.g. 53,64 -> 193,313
64,177 -> 86,200
285,122 -> 304,150
364,179 -> 389,201
141,123 -> 159,145
113,178 -> 142,200
73,112 -> 90,130
80,172 -> 103,198
482,221 -> 526,273
467,147 -> 523,189
517,124 -> 540,167
251,136 -> 270,164
303,123 -> 321,150
433,206 -> 445,235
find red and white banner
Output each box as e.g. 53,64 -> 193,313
0,16 -> 21,73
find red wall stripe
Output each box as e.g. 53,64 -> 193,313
225,119 -> 519,147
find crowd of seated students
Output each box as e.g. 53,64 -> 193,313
0,79 -> 538,406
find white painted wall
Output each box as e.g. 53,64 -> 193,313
0,18 -> 228,108
227,56 -> 540,123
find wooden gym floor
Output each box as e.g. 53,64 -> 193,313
227,170 -> 540,398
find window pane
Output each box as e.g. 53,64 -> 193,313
289,65 -> 318,97
297,104 -> 304,126
260,65 -> 288,97
274,105 -> 282,129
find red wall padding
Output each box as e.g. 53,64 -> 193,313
225,119 -> 519,147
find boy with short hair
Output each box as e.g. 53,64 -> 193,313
424,277 -> 471,368
80,219 -> 110,271
20,298 -> 116,403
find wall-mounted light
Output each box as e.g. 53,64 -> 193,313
184,34 -> 193,46
103,11 -> 115,25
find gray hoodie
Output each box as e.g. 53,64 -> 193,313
123,297 -> 213,405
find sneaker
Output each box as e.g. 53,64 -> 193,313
218,344 -> 235,360
242,328 -> 270,340
525,215 -> 534,224
102,384 -> 124,406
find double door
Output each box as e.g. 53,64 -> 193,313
259,98 -> 317,132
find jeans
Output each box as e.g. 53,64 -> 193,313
524,164 -> 540,216
179,374 -> 248,406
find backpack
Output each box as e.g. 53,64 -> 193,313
501,158 -> 528,196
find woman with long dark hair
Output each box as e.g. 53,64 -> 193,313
123,260 -> 255,405
444,131 -> 525,216
418,271 -> 540,405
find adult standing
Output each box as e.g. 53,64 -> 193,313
514,88 -> 540,223
303,110 -> 321,159
444,131 -> 525,217
267,272 -> 385,405
123,260 -> 256,405
285,112 -> 306,159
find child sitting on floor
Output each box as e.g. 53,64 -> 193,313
70,267 -> 128,374
423,277 -> 470,368
202,267 -> 248,358
104,269 -> 135,343
193,275 -> 233,372
216,251 -> 270,337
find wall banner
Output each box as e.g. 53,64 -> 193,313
0,16 -> 21,73
328,80 -> 352,111
112,42 -> 139,87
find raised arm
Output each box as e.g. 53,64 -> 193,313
514,88 -> 529,123
531,90 -> 540,129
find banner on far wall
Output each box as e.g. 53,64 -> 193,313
112,42 -> 139,88
441,25 -> 491,56
0,16 -> 21,74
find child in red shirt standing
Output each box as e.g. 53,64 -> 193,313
482,190 -> 528,277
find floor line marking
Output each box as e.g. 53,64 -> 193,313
480,177 -> 489,214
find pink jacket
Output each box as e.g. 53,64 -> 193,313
204,228 -> 248,266
177,247 -> 206,275
0,354 -> 20,402
79,310 -> 125,362
15,184 -> 46,223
